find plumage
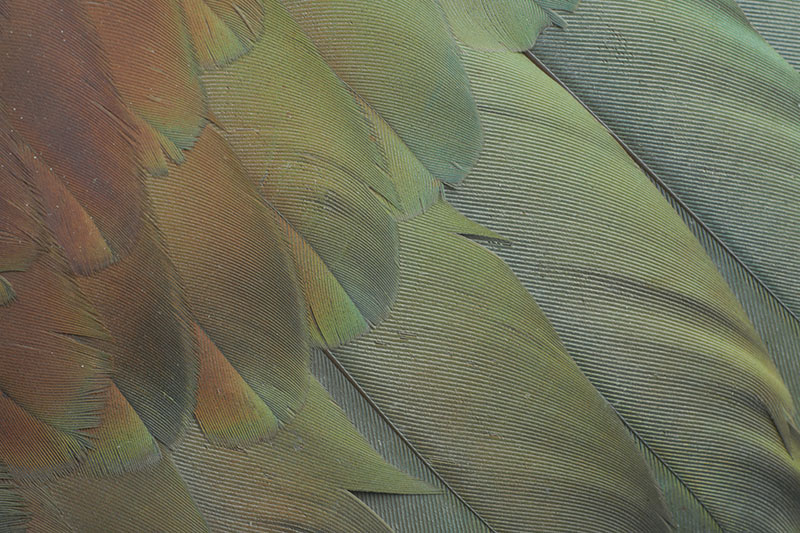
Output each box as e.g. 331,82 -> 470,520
1,0 -> 799,531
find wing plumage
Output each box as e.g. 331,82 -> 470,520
1,0 -> 799,531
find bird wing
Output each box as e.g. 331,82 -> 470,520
1,1 -> 799,531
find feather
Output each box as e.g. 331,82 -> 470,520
0,0 -> 158,268
85,0 -> 207,153
2,0 -> 800,530
738,1 -> 800,71
0,464 -> 28,532
532,0 -> 800,406
447,45 -> 800,532
336,201 -> 673,531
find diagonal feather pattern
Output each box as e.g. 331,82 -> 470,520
446,44 -> 800,532
532,0 -> 800,409
1,0 -> 800,531
737,1 -> 800,71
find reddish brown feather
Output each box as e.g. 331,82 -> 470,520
193,324 -> 279,447
0,179 -> 39,277
0,0 -> 153,271
0,394 -> 87,481
16,445 -> 208,532
0,120 -> 42,276
85,0 -> 207,152
78,219 -> 197,448
25,149 -> 115,274
0,127 -> 110,479
148,126 -> 311,427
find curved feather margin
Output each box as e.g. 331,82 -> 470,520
183,0 -> 265,69
0,132 -> 111,480
280,0 -> 482,185
85,0 -> 207,153
1,0 -> 477,530
0,0 -> 159,269
148,126 -> 311,434
531,0 -> 800,409
336,201 -> 673,532
78,217 -> 198,450
171,379 -> 434,532
198,0 -> 402,348
446,45 -> 800,531
438,0 -> 579,52
3,381 -> 434,531
738,0 -> 800,70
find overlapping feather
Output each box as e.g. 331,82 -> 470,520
1,0 -> 799,531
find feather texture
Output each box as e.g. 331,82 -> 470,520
1,0 -> 799,531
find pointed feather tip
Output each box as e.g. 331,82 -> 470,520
0,277 -> 16,306
79,384 -> 163,477
278,212 -> 372,350
193,323 -> 281,448
440,0 -> 573,52
307,298 -> 370,351
428,200 -> 510,242
151,127 -> 186,165
357,94 -> 441,219
773,405 -> 800,460
300,380 -> 438,496
20,147 -> 118,275
544,8 -> 569,29
183,0 -> 252,70
0,393 -> 89,483
539,0 -> 583,34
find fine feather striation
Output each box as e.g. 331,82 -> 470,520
84,0 -> 207,156
15,446 -> 209,532
280,0 -> 482,185
439,0 -> 580,52
532,0 -> 800,396
6,0 -> 799,531
192,323 -> 280,447
76,218 -> 198,450
2,0 -> 441,522
171,379 -> 434,532
199,0 -> 403,349
439,0 -> 554,51
1,1 -> 443,527
0,111 -> 162,481
148,126 -> 311,436
0,126 -> 110,480
0,464 -> 27,532
182,0 -> 265,69
447,46 -> 800,532
0,0 -> 163,271
738,0 -> 800,71
336,202 -> 673,532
